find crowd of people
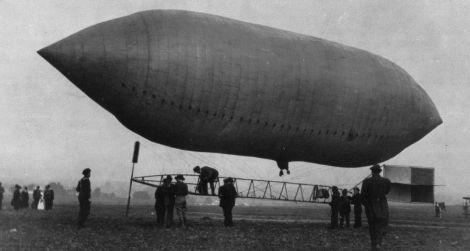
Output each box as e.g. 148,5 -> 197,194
1,164 -> 393,249
153,165 -> 237,228
329,164 -> 391,250
0,183 -> 54,211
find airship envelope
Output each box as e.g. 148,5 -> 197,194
38,10 -> 442,168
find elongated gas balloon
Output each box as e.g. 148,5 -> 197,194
38,10 -> 442,168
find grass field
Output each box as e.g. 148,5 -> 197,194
0,202 -> 469,250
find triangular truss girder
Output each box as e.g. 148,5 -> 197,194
131,174 -> 337,204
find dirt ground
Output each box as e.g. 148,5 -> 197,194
0,202 -> 469,250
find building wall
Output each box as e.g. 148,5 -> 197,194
383,165 -> 411,184
410,167 -> 434,185
388,183 -> 411,202
380,165 -> 435,203
411,185 -> 434,203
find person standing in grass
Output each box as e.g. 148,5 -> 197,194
44,185 -> 54,210
329,186 -> 340,229
37,190 -> 45,210
154,184 -> 165,226
161,175 -> 175,228
0,182 -> 4,210
77,168 -> 91,228
21,186 -> 29,209
361,164 -> 391,250
174,175 -> 189,227
351,187 -> 363,228
464,201 -> 469,218
32,186 -> 41,210
339,189 -> 351,228
218,177 -> 237,227
11,185 -> 21,210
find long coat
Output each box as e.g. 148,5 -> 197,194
218,183 -> 237,208
339,195 -> 351,214
154,186 -> 165,208
33,189 -> 41,202
77,177 -> 91,201
361,174 -> 391,220
21,190 -> 29,208
11,189 -> 21,209
160,183 -> 175,206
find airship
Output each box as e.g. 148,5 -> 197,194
38,10 -> 442,173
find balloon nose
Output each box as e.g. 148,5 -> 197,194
37,45 -> 59,61
422,91 -> 442,132
428,108 -> 442,132
433,112 -> 443,127
37,33 -> 85,83
38,45 -> 59,71
37,25 -> 110,104
37,47 -> 48,60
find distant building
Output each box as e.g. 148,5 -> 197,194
383,165 -> 434,203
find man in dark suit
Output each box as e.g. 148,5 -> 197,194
11,185 -> 21,211
218,177 -> 238,227
21,187 -> 29,209
329,186 -> 340,229
76,168 -> 91,228
154,184 -> 165,226
351,187 -> 362,228
32,186 -> 41,210
361,164 -> 391,250
44,185 -> 54,210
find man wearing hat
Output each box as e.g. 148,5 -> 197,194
193,166 -> 219,195
174,175 -> 189,227
44,184 -> 54,210
76,168 -> 91,228
161,175 -> 175,228
218,177 -> 238,227
351,187 -> 363,228
154,183 -> 166,226
329,186 -> 340,229
361,164 -> 391,250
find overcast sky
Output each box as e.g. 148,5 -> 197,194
1,0 -> 469,203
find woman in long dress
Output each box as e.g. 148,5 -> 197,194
37,191 -> 45,210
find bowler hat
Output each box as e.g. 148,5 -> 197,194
223,177 -> 234,183
164,175 -> 172,181
175,174 -> 185,181
370,164 -> 382,172
82,168 -> 91,175
193,166 -> 200,172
